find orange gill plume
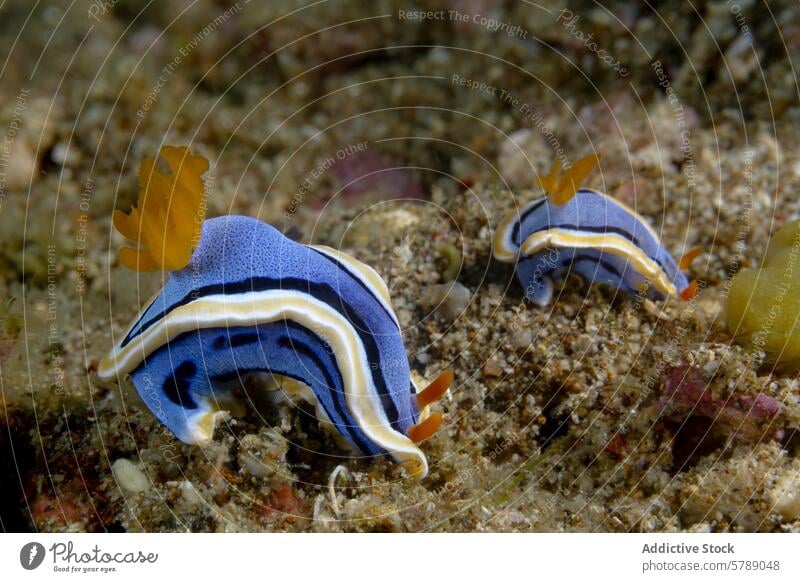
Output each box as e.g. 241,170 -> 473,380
113,145 -> 209,272
407,369 -> 453,444
537,153 -> 601,205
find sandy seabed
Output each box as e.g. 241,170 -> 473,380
1,0 -> 800,532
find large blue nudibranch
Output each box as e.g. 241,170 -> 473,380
99,147 -> 449,478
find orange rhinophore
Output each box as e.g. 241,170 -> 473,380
408,412 -> 443,444
415,368 -> 453,410
678,248 -> 703,300
537,153 -> 601,205
113,145 -> 209,272
679,247 -> 704,271
407,369 -> 452,444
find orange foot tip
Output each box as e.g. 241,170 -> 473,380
416,368 -> 453,410
679,280 -> 699,301
408,412 -> 443,444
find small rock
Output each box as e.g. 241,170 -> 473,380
111,458 -> 150,494
572,333 -> 596,354
771,468 -> 800,520
50,141 -> 80,167
179,481 -> 204,507
269,484 -> 300,515
239,451 -> 270,478
726,34 -> 758,84
510,328 -> 533,350
483,358 -> 503,378
255,484 -> 301,522
237,431 -> 288,479
3,143 -> 36,190
421,282 -> 471,321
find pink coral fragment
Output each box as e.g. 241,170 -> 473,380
660,365 -> 781,441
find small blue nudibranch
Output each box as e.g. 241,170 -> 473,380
100,147 -> 449,478
494,155 -> 698,305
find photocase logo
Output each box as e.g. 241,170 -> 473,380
20,542 -> 46,570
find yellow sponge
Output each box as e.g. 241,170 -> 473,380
727,221 -> 800,372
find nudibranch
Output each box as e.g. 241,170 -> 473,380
100,146 -> 450,478
493,154 -> 699,305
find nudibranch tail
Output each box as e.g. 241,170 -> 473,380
537,153 -> 601,205
114,145 -> 209,272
